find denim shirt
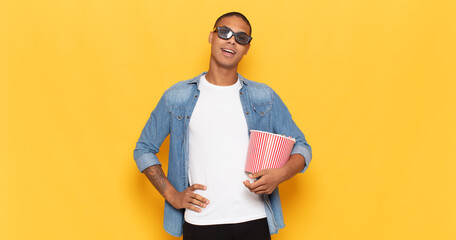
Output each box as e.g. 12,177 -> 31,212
134,72 -> 312,237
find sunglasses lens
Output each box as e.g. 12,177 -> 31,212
218,27 -> 232,39
235,33 -> 250,45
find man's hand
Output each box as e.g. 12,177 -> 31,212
243,154 -> 306,195
243,168 -> 287,195
143,165 -> 210,213
167,184 -> 210,213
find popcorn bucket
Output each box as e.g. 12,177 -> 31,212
245,130 -> 296,173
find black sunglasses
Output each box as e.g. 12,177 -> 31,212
213,26 -> 252,45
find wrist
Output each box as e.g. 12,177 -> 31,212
283,154 -> 305,180
282,165 -> 293,181
277,167 -> 291,183
163,188 -> 178,204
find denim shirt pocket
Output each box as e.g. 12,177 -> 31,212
252,102 -> 272,117
251,102 -> 272,131
169,107 -> 186,138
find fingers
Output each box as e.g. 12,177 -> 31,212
245,182 -> 273,194
186,202 -> 204,213
244,170 -> 267,191
190,184 -> 207,191
253,188 -> 272,195
244,178 -> 262,192
244,175 -> 276,195
246,176 -> 265,190
185,184 -> 210,212
243,180 -> 252,190
248,169 -> 268,179
248,183 -> 265,193
191,192 -> 210,205
189,184 -> 210,204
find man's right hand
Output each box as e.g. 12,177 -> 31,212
167,184 -> 210,213
143,165 -> 209,213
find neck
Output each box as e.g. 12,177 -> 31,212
205,61 -> 238,86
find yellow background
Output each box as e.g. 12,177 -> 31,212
1,0 -> 455,239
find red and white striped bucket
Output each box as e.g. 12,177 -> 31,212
245,130 -> 296,173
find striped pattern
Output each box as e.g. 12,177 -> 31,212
245,130 -> 296,173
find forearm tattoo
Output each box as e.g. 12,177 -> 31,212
144,165 -> 168,195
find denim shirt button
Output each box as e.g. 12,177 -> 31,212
261,112 -> 264,115
186,116 -> 189,119
178,116 -> 182,119
194,95 -> 198,98
246,111 -> 249,115
240,92 -> 243,95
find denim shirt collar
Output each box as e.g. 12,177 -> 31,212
187,71 -> 250,87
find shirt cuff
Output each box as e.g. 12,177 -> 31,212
135,153 -> 161,172
291,144 -> 312,173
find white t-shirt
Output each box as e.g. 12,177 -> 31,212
184,75 -> 266,225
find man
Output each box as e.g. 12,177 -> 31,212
134,12 -> 312,240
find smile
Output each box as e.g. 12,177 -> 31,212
222,48 -> 236,55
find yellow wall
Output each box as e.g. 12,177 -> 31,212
1,0 -> 455,239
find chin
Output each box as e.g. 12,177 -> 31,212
215,60 -> 240,69
210,54 -> 243,69
221,62 -> 240,70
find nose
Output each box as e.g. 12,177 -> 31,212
227,35 -> 236,45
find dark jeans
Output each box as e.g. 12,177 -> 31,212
183,218 -> 271,240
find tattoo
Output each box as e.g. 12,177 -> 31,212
144,165 -> 168,195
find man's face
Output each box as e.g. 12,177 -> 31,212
208,16 -> 251,70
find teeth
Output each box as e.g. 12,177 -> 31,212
223,49 -> 235,54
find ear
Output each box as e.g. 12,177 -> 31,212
244,44 -> 251,55
208,31 -> 213,44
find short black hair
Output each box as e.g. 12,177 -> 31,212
213,12 -> 252,35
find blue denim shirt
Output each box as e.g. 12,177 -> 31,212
134,72 -> 312,237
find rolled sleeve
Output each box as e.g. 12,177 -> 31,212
291,143 -> 312,173
135,153 -> 161,173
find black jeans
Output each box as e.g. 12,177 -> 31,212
183,218 -> 271,240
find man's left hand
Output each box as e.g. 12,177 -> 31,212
243,154 -> 306,194
243,168 -> 287,195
